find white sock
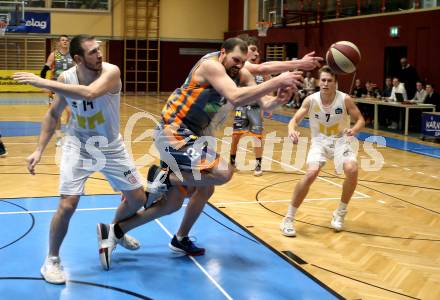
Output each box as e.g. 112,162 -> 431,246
338,202 -> 348,211
176,234 -> 185,241
286,204 -> 297,220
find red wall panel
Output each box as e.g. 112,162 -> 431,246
226,10 -> 440,92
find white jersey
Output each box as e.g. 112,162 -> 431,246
63,66 -> 121,143
308,90 -> 350,138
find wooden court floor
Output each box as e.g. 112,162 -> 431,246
1,94 -> 439,300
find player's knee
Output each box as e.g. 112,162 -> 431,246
217,167 -> 233,185
198,185 -> 215,199
344,161 -> 358,177
58,200 -> 78,217
304,169 -> 320,184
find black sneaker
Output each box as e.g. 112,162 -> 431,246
0,142 -> 7,157
169,235 -> 205,256
145,165 -> 168,208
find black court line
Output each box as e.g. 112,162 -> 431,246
201,210 -> 260,244
255,179 -> 440,241
0,200 -> 35,250
310,265 -> 421,300
0,277 -> 152,300
207,202 -> 344,300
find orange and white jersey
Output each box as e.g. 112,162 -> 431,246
308,90 -> 350,139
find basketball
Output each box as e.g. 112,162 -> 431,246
326,41 -> 361,74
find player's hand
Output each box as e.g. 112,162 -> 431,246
276,87 -> 294,106
277,71 -> 304,89
343,128 -> 356,136
299,51 -> 323,70
13,72 -> 46,88
288,128 -> 301,144
26,150 -> 42,175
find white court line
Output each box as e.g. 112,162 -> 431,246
124,103 -> 370,199
155,219 -> 234,300
214,196 -> 366,206
0,207 -> 118,215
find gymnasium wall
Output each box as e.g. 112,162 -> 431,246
226,9 -> 440,93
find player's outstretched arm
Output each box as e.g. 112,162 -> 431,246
13,63 -> 121,101
344,95 -> 365,136
202,61 -> 302,107
245,51 -> 323,76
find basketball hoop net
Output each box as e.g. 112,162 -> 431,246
256,21 -> 271,37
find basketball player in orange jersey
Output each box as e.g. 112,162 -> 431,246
41,35 -> 75,146
280,66 -> 365,237
93,38 -> 302,266
230,34 -> 322,176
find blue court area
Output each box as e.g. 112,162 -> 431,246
0,195 -> 339,300
267,113 -> 440,159
0,121 -> 42,137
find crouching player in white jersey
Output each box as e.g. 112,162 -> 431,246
280,66 -> 365,237
14,35 -> 146,284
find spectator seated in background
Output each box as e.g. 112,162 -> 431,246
389,77 -> 407,102
303,71 -> 316,96
410,81 -> 427,104
425,83 -> 440,111
364,81 -> 381,98
382,77 -> 393,98
351,78 -> 367,98
386,77 -> 407,130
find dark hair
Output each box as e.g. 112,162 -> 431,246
70,34 -> 95,58
58,35 -> 69,40
236,34 -> 258,47
319,65 -> 336,78
221,37 -> 248,54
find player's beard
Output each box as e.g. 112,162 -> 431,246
84,59 -> 103,72
225,66 -> 240,78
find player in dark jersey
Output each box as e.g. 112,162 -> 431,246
41,35 -> 75,146
92,38 -> 303,263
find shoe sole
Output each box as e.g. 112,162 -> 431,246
97,223 -> 111,271
254,171 -> 263,177
168,243 -> 205,256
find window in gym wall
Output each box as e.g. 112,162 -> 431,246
51,0 -> 109,10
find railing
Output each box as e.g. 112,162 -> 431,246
5,0 -> 110,10
259,0 -> 440,24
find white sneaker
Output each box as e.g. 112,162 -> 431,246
331,209 -> 347,231
280,217 -> 296,237
40,256 -> 66,284
254,164 -> 263,177
117,233 -> 140,250
97,223 -> 117,270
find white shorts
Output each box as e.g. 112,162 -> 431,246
59,135 -> 143,195
306,136 -> 357,173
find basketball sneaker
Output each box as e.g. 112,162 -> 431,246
280,217 -> 296,237
331,209 -> 347,231
254,163 -> 263,177
169,235 -> 205,256
97,223 -> 117,270
0,142 -> 7,157
40,256 -> 66,284
146,165 -> 168,208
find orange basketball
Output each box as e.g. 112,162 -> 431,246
326,41 -> 361,74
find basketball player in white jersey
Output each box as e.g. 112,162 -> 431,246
280,66 -> 365,237
14,35 -> 146,284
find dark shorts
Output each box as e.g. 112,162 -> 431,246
233,105 -> 263,136
154,126 -> 220,172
